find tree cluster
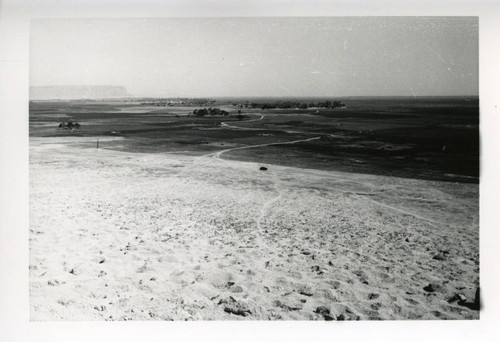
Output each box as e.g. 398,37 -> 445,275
58,121 -> 81,130
193,108 -> 229,117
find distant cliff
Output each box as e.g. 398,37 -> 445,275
30,85 -> 131,100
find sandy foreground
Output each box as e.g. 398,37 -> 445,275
29,136 -> 479,320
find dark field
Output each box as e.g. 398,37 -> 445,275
29,97 -> 479,183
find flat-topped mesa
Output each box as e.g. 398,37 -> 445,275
30,85 -> 131,100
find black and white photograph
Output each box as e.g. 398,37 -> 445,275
2,0 -> 500,340
28,16 -> 480,321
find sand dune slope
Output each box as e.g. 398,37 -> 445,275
29,137 -> 479,320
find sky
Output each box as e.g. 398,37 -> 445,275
30,17 -> 479,98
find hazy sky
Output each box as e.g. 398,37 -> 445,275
30,17 -> 478,97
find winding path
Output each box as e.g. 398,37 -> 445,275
220,114 -> 265,130
210,136 -> 321,160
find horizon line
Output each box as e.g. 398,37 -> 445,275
29,95 -> 480,101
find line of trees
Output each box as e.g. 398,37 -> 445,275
140,98 -> 216,106
235,100 -> 345,110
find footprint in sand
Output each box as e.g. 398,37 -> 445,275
57,298 -> 74,306
297,285 -> 315,297
206,271 -> 235,289
352,270 -> 370,285
404,297 -> 420,305
328,303 -> 361,320
315,288 -> 339,302
47,279 -> 60,286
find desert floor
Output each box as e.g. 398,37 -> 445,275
29,136 -> 479,320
